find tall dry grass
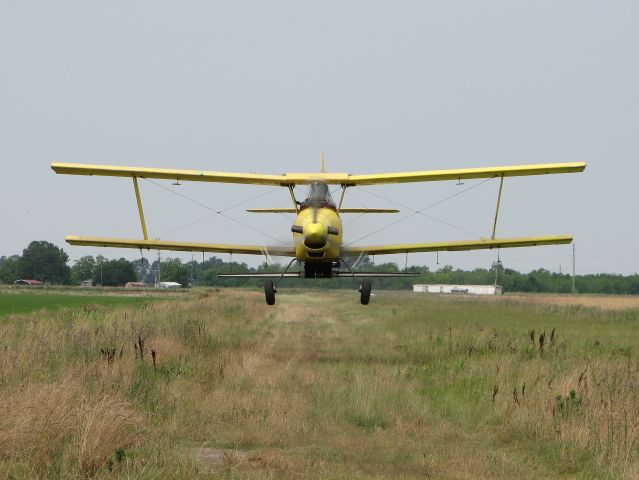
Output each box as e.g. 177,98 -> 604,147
76,395 -> 144,476
0,289 -> 271,478
0,288 -> 638,478
483,350 -> 639,473
499,293 -> 639,311
0,376 -> 142,477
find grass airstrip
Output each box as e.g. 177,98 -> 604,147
0,287 -> 638,479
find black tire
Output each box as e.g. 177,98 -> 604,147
360,279 -> 371,305
264,280 -> 276,305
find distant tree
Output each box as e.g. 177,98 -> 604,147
71,256 -> 96,284
257,261 -> 283,273
20,241 -> 71,284
157,258 -> 190,286
131,257 -> 152,283
195,256 -> 252,287
94,255 -> 107,285
354,255 -> 374,270
628,276 -> 639,295
0,255 -> 23,284
185,259 -> 199,286
94,258 -> 136,286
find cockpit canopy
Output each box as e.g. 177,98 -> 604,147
299,182 -> 336,210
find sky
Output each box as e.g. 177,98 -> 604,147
0,1 -> 637,275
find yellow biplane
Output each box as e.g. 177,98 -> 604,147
52,160 -> 585,304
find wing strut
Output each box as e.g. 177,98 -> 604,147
491,175 -> 504,239
337,185 -> 347,212
287,185 -> 299,213
132,177 -> 149,240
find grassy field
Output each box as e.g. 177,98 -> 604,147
0,289 -> 638,479
0,290 -> 161,317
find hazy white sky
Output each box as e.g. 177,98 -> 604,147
1,1 -> 637,274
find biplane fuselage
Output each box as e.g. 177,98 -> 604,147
292,205 -> 343,262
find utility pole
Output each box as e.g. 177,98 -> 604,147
156,250 -> 161,287
572,243 -> 576,293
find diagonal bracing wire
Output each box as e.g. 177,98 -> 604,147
344,178 -> 494,246
158,186 -> 282,238
339,189 -> 374,229
355,188 -> 481,238
142,178 -> 289,245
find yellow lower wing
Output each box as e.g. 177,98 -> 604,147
246,208 -> 399,213
65,236 -> 296,256
342,235 -> 573,256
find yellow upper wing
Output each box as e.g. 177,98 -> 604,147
346,163 -> 585,185
65,236 -> 296,256
342,235 -> 573,256
52,162 -> 586,186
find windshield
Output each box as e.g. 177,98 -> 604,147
299,182 -> 336,210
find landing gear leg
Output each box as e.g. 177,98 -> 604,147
264,258 -> 298,305
264,280 -> 276,305
359,279 -> 371,305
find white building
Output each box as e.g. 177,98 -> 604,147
157,281 -> 182,289
413,284 -> 503,295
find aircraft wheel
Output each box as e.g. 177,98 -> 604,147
360,279 -> 371,305
264,280 -> 276,305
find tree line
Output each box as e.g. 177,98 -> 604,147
1,241 -> 639,294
